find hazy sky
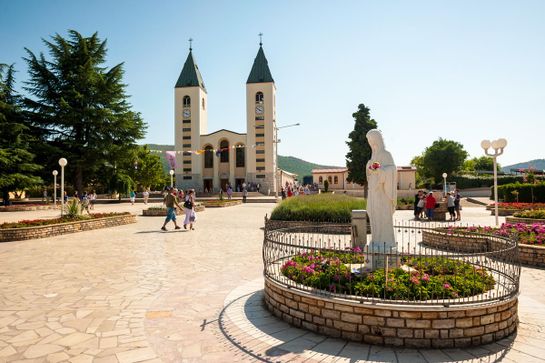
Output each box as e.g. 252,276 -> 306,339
1,0 -> 544,167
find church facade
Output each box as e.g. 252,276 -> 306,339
174,43 -> 277,193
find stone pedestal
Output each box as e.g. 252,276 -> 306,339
351,210 -> 367,249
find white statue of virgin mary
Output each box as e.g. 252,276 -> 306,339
366,129 -> 397,249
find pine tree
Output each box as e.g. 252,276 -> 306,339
345,104 -> 378,196
24,30 -> 146,193
0,64 -> 42,205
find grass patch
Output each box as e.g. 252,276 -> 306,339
0,212 -> 130,229
270,194 -> 366,223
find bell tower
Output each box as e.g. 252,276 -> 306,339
174,39 -> 207,191
246,35 -> 277,194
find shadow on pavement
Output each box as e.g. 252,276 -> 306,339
135,230 -> 188,234
218,290 -> 515,363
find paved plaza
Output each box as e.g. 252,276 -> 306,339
0,203 -> 544,362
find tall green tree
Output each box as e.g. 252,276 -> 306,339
0,64 -> 42,204
128,146 -> 166,190
418,139 -> 468,183
24,30 -> 146,193
463,156 -> 499,173
345,104 -> 377,195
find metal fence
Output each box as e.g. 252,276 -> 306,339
263,220 -> 520,306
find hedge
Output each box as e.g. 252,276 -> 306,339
448,175 -> 524,189
495,182 -> 545,203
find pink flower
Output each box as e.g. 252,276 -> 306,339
443,283 -> 451,289
421,274 -> 430,282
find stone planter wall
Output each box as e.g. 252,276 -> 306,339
422,229 -> 545,268
142,205 -> 205,216
486,208 -> 517,216
0,214 -> 136,242
264,279 -> 517,348
265,219 -> 359,234
0,205 -> 58,212
506,216 -> 545,225
200,200 -> 242,208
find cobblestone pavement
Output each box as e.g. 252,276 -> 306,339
0,204 -> 543,362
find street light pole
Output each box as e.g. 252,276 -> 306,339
442,173 -> 447,197
58,158 -> 68,216
481,138 -> 507,227
169,169 -> 175,188
274,123 -> 300,198
52,170 -> 58,206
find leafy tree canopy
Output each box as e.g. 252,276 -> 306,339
345,104 -> 377,187
417,138 -> 468,183
24,30 -> 146,193
0,64 -> 42,204
463,156 -> 499,173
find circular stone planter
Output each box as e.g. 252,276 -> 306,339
422,229 -> 545,268
0,214 -> 136,242
264,278 -> 517,348
142,205 -> 205,216
200,200 -> 242,208
0,204 -> 58,212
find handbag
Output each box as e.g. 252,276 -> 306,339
183,200 -> 193,209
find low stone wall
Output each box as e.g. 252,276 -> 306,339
142,205 -> 205,216
486,207 -> 517,216
506,216 -> 545,225
0,205 -> 58,212
265,219 -> 357,234
0,214 -> 136,242
264,279 -> 518,348
200,200 -> 242,208
422,229 -> 545,268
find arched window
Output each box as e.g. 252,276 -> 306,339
236,145 -> 245,167
204,146 -> 213,168
220,140 -> 229,163
183,95 -> 191,107
202,98 -> 205,110
319,176 -> 323,183
328,176 -> 332,183
334,176 -> 339,184
255,92 -> 264,104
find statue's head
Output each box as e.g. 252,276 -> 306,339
366,129 -> 385,151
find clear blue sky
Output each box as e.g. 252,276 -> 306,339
1,0 -> 544,167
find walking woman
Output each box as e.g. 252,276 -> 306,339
183,189 -> 197,230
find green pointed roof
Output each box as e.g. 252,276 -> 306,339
247,45 -> 274,84
175,49 -> 206,91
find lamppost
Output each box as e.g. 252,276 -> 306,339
52,170 -> 58,206
169,169 -> 175,188
442,173 -> 448,197
481,138 -> 507,226
274,123 -> 300,198
58,158 -> 68,216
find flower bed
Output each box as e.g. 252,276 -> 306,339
513,209 -> 545,219
0,213 -> 136,242
281,251 -> 494,300
271,194 -> 366,223
487,202 -> 545,210
446,223 -> 545,246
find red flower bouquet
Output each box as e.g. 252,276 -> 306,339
368,161 -> 381,171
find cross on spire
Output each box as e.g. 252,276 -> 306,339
189,38 -> 193,51
259,33 -> 263,46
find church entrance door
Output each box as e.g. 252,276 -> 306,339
235,178 -> 245,192
203,179 -> 213,193
220,179 -> 229,192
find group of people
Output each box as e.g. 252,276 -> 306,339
66,190 -> 97,212
280,182 -> 314,199
161,186 -> 197,231
413,189 -> 462,221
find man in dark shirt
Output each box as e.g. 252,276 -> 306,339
161,187 -> 182,231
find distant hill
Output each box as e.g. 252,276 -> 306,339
502,159 -> 545,173
278,156 -> 337,178
144,144 -> 337,177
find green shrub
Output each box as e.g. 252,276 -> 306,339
513,209 -> 545,219
448,175 -> 523,189
323,179 -> 329,192
64,199 -> 84,218
270,194 -> 366,222
496,182 -> 545,203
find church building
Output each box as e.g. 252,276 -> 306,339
174,41 -> 277,193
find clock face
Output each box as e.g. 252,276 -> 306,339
183,109 -> 191,118
255,105 -> 264,115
